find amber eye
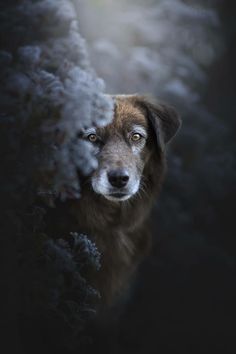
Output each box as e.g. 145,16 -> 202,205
131,133 -> 142,142
87,134 -> 97,143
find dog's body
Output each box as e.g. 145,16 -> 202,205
46,95 -> 181,306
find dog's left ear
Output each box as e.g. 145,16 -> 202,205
135,96 -> 181,151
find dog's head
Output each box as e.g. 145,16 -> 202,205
80,95 -> 181,202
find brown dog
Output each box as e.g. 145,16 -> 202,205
47,95 -> 181,306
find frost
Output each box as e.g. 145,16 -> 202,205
18,46 -> 42,66
1,0 -> 114,201
0,0 -> 113,347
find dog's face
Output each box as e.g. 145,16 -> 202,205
81,95 -> 181,202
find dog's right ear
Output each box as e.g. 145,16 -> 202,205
134,96 -> 181,151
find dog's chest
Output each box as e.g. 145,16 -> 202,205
59,195 -> 152,304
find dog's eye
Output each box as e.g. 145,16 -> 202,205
131,133 -> 142,142
87,134 -> 98,143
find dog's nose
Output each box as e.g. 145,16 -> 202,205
107,169 -> 129,188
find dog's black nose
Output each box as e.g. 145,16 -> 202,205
108,169 -> 129,188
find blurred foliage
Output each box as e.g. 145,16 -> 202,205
0,1 -> 113,353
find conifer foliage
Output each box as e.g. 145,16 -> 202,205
0,1 -> 113,352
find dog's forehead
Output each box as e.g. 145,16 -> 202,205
102,98 -> 148,134
115,98 -> 147,127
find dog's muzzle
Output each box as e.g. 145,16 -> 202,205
91,167 -> 140,202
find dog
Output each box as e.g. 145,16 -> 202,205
46,95 -> 181,306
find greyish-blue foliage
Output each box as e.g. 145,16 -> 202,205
0,1 -> 113,352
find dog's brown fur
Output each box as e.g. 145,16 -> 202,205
46,95 -> 181,306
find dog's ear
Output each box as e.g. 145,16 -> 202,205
135,96 -> 181,151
